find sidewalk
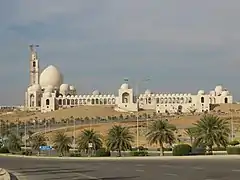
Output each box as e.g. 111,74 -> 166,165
0,153 -> 239,161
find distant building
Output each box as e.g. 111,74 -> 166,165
25,47 -> 233,113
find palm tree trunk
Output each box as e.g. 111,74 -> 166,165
159,143 -> 164,156
118,149 -> 121,157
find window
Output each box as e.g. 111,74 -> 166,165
46,99 -> 50,106
224,97 -> 228,103
201,97 -> 204,103
33,61 -> 36,67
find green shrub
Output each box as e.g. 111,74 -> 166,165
229,140 -> 240,146
173,144 -> 192,156
132,146 -> 148,151
226,146 -> 240,155
130,151 -> 148,156
95,148 -> 111,157
212,147 -> 226,151
69,152 -> 82,157
0,147 -> 10,153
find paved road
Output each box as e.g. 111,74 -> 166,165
0,156 -> 240,180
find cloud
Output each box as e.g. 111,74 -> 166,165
1,0 -> 240,105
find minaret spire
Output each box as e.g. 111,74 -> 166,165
29,44 -> 40,86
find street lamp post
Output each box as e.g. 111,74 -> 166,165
24,119 -> 27,152
125,78 -> 150,149
73,117 -> 76,150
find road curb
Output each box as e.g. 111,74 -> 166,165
0,153 -> 240,161
0,168 -> 11,180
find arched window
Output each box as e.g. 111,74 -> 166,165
33,61 -> 36,67
201,97 -> 204,103
71,99 -> 74,105
122,92 -> 130,103
156,98 -> 160,104
91,99 -> 95,105
46,99 -> 50,106
75,99 -> 78,105
58,99 -> 62,105
224,97 -> 228,103
63,99 -> 66,105
148,97 -> 151,104
67,99 -> 70,105
104,98 -> 107,104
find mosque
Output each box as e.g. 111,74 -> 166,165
25,46 -> 233,114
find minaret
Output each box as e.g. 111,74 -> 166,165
29,44 -> 40,86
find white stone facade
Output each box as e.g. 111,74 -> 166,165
24,48 -> 233,113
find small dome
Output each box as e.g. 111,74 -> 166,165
45,85 -> 54,92
92,90 -> 100,95
145,89 -> 151,95
60,84 -> 70,94
40,65 -> 63,88
69,85 -> 75,91
120,83 -> 130,89
209,90 -> 216,96
27,86 -> 33,91
198,90 -> 205,95
221,91 -> 230,96
215,85 -> 223,95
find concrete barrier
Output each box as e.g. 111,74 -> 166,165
0,168 -> 11,180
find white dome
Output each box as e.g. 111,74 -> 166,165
198,90 -> 205,95
210,90 -> 216,96
145,89 -> 151,95
121,83 -> 130,89
215,85 -> 223,95
69,85 -> 75,91
27,86 -> 33,92
221,91 -> 230,96
59,84 -> 70,94
92,90 -> 100,95
40,65 -> 63,88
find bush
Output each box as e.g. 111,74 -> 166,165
212,147 -> 226,151
95,148 -> 111,157
229,140 -> 240,146
132,146 -> 148,151
130,151 -> 148,156
0,147 -> 10,153
173,144 -> 192,156
69,152 -> 82,157
21,150 -> 32,156
226,146 -> 240,155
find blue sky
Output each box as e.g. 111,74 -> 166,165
0,0 -> 240,105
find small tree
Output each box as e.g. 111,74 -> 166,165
106,125 -> 134,157
146,119 -> 176,156
30,134 -> 47,154
52,131 -> 71,156
193,114 -> 230,154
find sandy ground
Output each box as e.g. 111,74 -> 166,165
0,106 -> 155,123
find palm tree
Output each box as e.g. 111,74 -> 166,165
30,134 -> 47,154
7,133 -> 22,152
77,129 -> 103,155
185,127 -> 197,145
146,119 -> 176,156
106,125 -> 134,157
52,131 -> 71,156
193,114 -> 230,154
